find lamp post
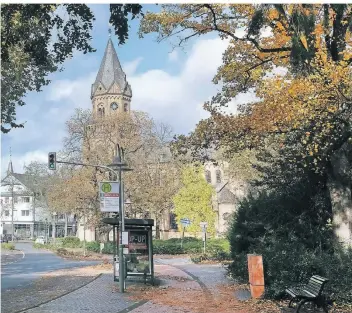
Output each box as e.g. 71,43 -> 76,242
107,144 -> 133,293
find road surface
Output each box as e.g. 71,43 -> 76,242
1,242 -> 99,290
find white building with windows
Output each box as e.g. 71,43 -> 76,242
1,161 -> 76,239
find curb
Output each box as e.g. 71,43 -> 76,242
14,273 -> 102,313
171,265 -> 214,301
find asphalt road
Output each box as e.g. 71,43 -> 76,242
1,242 -> 99,291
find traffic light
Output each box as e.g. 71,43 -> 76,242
48,152 -> 56,170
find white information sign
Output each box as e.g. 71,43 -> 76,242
99,181 -> 120,212
122,231 -> 129,245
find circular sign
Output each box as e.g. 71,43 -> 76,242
101,183 -> 112,193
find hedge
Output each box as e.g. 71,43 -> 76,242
61,236 -> 82,248
153,237 -> 230,260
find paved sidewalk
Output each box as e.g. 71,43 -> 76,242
24,262 -> 200,313
24,273 -> 136,313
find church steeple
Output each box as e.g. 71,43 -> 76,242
91,37 -> 132,118
91,38 -> 132,99
7,147 -> 13,176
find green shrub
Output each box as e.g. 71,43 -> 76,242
152,238 -> 230,260
1,243 -> 15,250
86,241 -> 100,253
228,241 -> 352,302
101,242 -> 116,255
61,236 -> 81,248
153,240 -> 184,254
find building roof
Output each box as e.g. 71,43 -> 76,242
1,161 -> 35,191
217,186 -> 237,204
91,38 -> 132,98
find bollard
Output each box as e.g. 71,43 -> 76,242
247,254 -> 265,298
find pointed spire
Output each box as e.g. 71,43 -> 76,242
7,147 -> 13,175
91,38 -> 130,98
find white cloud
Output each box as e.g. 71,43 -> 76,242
47,72 -> 96,108
3,35 -> 261,174
124,57 -> 143,76
129,37 -> 231,134
168,50 -> 179,62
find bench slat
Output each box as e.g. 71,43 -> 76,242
285,275 -> 329,301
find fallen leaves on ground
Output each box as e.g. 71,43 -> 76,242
41,263 -> 113,278
125,275 -> 285,313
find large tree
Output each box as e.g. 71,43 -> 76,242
140,4 -> 352,244
173,164 -> 216,235
1,4 -> 143,133
48,108 -> 181,239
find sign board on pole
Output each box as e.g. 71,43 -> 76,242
99,181 -> 120,212
180,218 -> 191,227
122,231 -> 129,245
200,222 -> 208,231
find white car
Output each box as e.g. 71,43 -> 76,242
35,236 -> 47,244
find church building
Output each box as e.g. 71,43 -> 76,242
76,36 -> 246,241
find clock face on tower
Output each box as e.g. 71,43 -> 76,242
110,102 -> 118,110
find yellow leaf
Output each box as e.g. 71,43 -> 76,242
300,34 -> 309,51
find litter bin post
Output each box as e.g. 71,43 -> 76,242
247,254 -> 265,298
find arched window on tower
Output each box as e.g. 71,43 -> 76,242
216,170 -> 222,184
124,103 -> 128,112
205,170 -> 211,184
97,104 -> 105,118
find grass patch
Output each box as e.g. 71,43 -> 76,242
1,243 -> 15,250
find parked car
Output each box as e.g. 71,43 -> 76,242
35,236 -> 47,244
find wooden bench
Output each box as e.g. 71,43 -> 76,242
285,275 -> 329,312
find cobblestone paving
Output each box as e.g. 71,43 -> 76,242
156,257 -> 232,296
22,260 -> 232,313
1,274 -> 97,313
131,301 -> 194,313
25,274 -> 136,313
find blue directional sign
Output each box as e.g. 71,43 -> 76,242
180,218 -> 191,227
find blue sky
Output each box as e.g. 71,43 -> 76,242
1,4 -> 247,175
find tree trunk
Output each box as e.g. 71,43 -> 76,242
327,142 -> 352,248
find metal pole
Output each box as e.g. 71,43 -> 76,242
118,147 -> 125,293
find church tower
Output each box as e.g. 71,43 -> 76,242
91,37 -> 132,118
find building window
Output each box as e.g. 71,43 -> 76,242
22,197 -> 30,203
21,210 -> 30,216
5,210 -> 9,217
124,103 -> 128,112
98,105 -> 105,118
4,197 -> 9,204
110,102 -> 118,111
205,170 -> 211,184
14,197 -> 18,203
216,170 -> 222,184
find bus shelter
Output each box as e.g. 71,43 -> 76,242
102,218 -> 155,285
